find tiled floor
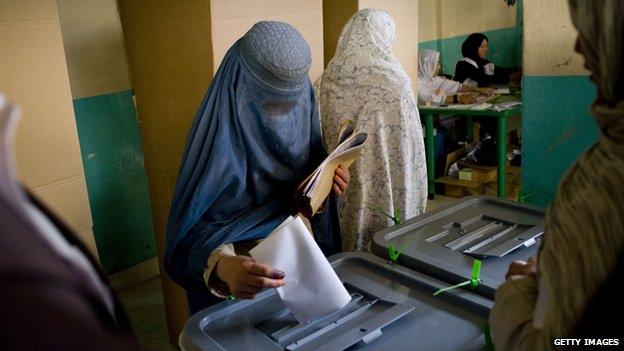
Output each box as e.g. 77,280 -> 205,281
118,195 -> 458,350
118,276 -> 178,350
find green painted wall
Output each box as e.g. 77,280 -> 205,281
522,76 -> 598,207
418,26 -> 522,77
73,90 -> 156,273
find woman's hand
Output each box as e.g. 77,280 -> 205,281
459,94 -> 477,104
505,257 -> 537,280
332,165 -> 350,197
509,70 -> 522,85
216,255 -> 285,299
479,87 -> 495,96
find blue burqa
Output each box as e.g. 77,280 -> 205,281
164,22 -> 340,312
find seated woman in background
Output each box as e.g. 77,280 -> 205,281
418,49 -> 494,105
453,33 -> 521,87
490,0 -> 624,348
316,9 -> 427,252
164,21 -> 348,313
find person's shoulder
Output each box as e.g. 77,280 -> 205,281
455,60 -> 475,69
454,60 -> 478,81
373,71 -> 410,89
0,213 -> 77,285
377,76 -> 418,105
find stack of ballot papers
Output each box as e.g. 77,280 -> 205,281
492,101 -> 522,111
471,102 -> 493,110
296,121 -> 367,218
249,215 -> 351,324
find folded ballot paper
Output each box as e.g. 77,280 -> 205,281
296,120 -> 367,218
249,215 -> 351,324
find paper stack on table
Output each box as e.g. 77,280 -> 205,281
492,101 -> 522,111
475,93 -> 501,104
471,103 -> 493,110
249,215 -> 351,323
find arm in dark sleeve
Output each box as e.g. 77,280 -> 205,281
165,199 -> 291,294
454,61 -> 497,87
492,65 -> 516,84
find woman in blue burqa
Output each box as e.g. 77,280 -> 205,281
164,21 -> 349,313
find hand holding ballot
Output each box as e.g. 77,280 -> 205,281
211,121 -> 364,302
215,255 -> 286,299
250,215 -> 352,323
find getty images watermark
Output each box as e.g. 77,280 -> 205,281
554,339 -> 620,347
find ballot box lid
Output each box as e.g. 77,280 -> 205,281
180,252 -> 492,351
372,195 -> 545,299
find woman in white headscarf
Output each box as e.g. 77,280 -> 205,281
418,49 -> 494,105
315,9 -> 426,251
490,0 -> 624,348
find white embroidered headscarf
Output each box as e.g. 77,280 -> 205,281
417,49 -> 462,104
315,8 -> 427,251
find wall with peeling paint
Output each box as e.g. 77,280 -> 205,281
523,0 -> 587,77
521,0 -> 598,207
57,0 -> 156,273
71,91 -> 156,273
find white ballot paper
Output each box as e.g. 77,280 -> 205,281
249,215 -> 351,324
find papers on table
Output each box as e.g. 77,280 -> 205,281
249,215 -> 351,324
421,99 -> 522,112
475,93 -> 501,104
471,103 -> 493,111
492,101 -> 522,111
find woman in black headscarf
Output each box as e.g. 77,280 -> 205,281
453,33 -> 521,87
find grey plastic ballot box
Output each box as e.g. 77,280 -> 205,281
372,196 -> 544,299
180,196 -> 545,350
180,252 -> 492,351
